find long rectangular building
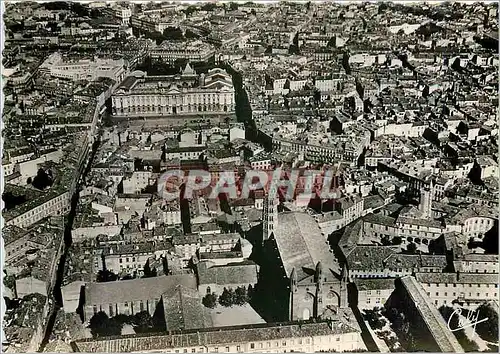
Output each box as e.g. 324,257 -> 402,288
415,272 -> 498,308
72,320 -> 366,353
111,65 -> 235,117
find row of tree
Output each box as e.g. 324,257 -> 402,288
202,285 -> 254,308
89,310 -> 160,337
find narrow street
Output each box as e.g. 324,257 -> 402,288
38,134 -> 101,352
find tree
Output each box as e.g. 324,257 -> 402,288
247,284 -> 254,299
162,27 -> 184,40
71,2 -> 90,17
114,314 -> 133,325
234,286 -> 248,305
202,292 -> 218,309
185,29 -> 200,39
184,6 -> 197,16
313,90 -> 321,104
392,236 -> 402,245
43,1 -> 70,10
32,168 -> 53,190
88,312 -> 122,337
134,311 -> 153,333
201,3 -> 217,11
364,309 -> 387,330
475,303 -> 499,342
378,2 -> 389,14
97,269 -> 118,282
219,287 -> 235,307
406,242 -> 417,254
381,235 -> 392,246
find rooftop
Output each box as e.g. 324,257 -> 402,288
73,320 -> 360,352
85,274 -> 197,306
273,211 -> 341,281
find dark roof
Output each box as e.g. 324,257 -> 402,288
362,213 -> 396,227
346,246 -> 398,271
273,212 -> 341,281
73,320 -> 360,352
415,272 -> 498,285
197,260 -> 258,286
354,278 -> 396,291
162,285 -> 213,331
85,274 -> 197,305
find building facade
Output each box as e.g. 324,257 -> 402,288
151,40 -> 216,64
73,321 -> 366,353
416,272 -> 499,308
111,66 -> 235,117
83,274 -> 198,321
5,191 -> 71,228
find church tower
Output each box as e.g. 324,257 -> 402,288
419,180 -> 434,219
289,267 -> 298,320
314,262 -> 324,318
262,185 -> 278,245
339,263 -> 348,308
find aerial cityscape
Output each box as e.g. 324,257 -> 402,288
1,1 -> 499,353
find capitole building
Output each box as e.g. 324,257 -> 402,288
111,63 -> 235,118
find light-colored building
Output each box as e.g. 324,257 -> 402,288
151,40 -> 215,64
38,52 -> 127,83
354,278 -> 396,309
73,320 -> 367,353
5,191 -> 71,229
61,280 -> 85,313
111,66 -> 235,117
197,260 -> 259,295
345,246 -> 448,279
416,272 -> 499,308
453,253 -> 498,274
101,242 -> 169,276
122,171 -> 154,194
83,274 -> 198,321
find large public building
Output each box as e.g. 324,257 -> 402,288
111,64 -> 235,117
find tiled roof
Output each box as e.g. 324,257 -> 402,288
197,260 -> 259,286
73,320 -> 359,352
347,246 -> 448,271
346,245 -> 398,271
85,274 -> 197,306
354,278 -> 396,291
273,212 -> 341,281
362,213 -> 396,227
415,272 -> 498,285
162,285 -> 213,331
462,253 -> 498,262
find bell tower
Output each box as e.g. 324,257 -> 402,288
262,185 -> 278,245
289,267 -> 297,320
314,262 -> 324,317
339,263 -> 348,308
